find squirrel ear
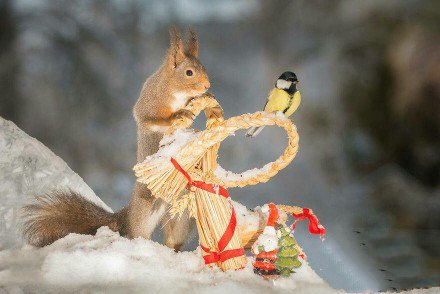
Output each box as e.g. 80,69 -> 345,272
185,28 -> 198,58
166,27 -> 186,68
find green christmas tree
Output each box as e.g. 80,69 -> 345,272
275,227 -> 302,276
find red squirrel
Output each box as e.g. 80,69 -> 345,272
23,28 -> 210,250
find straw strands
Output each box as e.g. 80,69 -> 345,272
133,94 -> 300,271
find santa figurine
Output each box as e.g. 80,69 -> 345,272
251,203 -> 303,279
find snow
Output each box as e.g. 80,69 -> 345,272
214,163 -> 273,182
142,129 -> 200,163
260,204 -> 270,214
0,117 -> 111,249
0,227 -> 343,293
232,200 -> 260,233
0,118 -> 340,293
1,117 -> 439,293
233,201 -> 294,247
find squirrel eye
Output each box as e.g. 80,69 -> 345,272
185,69 -> 193,76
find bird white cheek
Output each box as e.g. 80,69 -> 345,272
276,79 -> 292,90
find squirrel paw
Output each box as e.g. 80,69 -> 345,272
171,109 -> 196,127
176,109 -> 195,120
207,106 -> 223,119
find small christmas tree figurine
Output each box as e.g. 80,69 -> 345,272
275,226 -> 302,276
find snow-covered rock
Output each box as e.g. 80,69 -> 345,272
0,117 -> 111,249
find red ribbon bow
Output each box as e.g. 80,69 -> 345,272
292,208 -> 326,237
170,158 -> 245,264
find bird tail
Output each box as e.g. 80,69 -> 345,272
22,190 -> 125,247
245,126 -> 265,138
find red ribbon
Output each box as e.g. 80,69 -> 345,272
170,158 -> 228,197
200,244 -> 245,264
291,208 -> 326,237
170,157 -> 245,264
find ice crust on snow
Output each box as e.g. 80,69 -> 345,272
0,117 -> 111,249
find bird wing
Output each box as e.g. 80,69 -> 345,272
262,100 -> 268,111
264,88 -> 291,113
284,91 -> 301,117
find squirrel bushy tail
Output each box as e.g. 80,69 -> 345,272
22,190 -> 126,247
21,27 -> 208,248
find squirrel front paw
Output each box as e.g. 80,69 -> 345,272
171,109 -> 196,126
206,106 -> 223,120
174,109 -> 195,120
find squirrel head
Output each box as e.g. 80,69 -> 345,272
163,27 -> 210,99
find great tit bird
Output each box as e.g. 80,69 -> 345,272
246,71 -> 301,138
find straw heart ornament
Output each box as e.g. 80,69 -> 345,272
133,93 -> 301,271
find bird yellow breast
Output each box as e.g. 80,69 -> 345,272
284,91 -> 301,117
264,88 -> 291,113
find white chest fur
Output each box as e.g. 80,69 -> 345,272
172,92 -> 191,111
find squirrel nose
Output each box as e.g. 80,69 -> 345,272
204,81 -> 211,90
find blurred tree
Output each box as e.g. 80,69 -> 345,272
342,1 -> 440,188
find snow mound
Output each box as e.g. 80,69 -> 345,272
0,117 -> 111,248
0,227 -> 343,293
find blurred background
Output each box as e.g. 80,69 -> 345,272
0,0 -> 439,292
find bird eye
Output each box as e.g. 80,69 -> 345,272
186,69 -> 193,76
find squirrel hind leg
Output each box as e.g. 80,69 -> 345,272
162,209 -> 194,251
22,190 -> 118,247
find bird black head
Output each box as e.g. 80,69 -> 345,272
275,71 -> 298,94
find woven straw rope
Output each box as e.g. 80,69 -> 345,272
166,94 -> 299,188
